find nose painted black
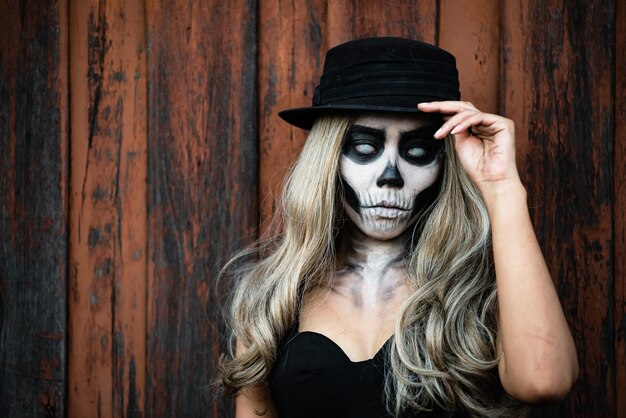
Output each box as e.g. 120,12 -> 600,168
376,164 -> 404,188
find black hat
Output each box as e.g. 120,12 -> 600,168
278,37 -> 461,130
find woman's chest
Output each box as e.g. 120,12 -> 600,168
298,277 -> 412,362
268,319 -> 393,418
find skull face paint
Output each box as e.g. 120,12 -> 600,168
340,113 -> 444,240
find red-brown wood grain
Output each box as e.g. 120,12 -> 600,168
614,0 -> 626,415
325,0 -> 438,47
0,1 -> 69,416
258,0 -> 328,232
439,0 -> 500,114
67,0 -> 147,416
145,1 -> 258,416
501,1 -> 616,416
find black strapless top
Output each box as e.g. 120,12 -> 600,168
268,323 -> 393,418
268,322 -> 462,418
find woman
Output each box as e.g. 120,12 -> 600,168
219,37 -> 578,417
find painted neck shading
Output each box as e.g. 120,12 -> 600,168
332,223 -> 411,306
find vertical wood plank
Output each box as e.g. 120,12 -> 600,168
258,0 -> 328,231
614,0 -> 626,415
326,0 -> 438,47
67,0 -> 147,416
501,1 -> 615,415
439,0 -> 500,114
145,0 -> 258,416
0,1 -> 69,416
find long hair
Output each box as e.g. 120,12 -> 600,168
218,114 -> 526,417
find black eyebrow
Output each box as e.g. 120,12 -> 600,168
348,125 -> 386,137
400,126 -> 438,140
348,125 -> 439,143
350,125 -> 437,136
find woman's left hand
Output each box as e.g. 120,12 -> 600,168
417,101 -> 521,193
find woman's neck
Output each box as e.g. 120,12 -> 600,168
338,224 -> 409,270
331,223 -> 411,306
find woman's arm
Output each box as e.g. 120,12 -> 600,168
419,101 -> 579,403
234,341 -> 279,418
483,178 -> 579,403
235,383 -> 278,418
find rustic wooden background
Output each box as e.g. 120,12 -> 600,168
0,0 -> 623,417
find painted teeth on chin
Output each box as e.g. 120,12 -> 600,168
363,216 -> 407,232
363,213 -> 411,227
358,190 -> 413,209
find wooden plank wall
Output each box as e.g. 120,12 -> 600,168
614,0 -> 625,416
501,1 -> 616,415
0,0 -> 623,417
0,0 -> 69,416
67,0 -> 148,416
145,1 -> 257,416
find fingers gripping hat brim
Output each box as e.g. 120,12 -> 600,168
278,37 -> 461,130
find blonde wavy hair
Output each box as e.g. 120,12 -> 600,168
218,114 -> 526,417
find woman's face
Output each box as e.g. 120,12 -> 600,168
339,113 -> 444,240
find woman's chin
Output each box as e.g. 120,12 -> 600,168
353,222 -> 410,241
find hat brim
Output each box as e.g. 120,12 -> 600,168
278,104 -> 429,130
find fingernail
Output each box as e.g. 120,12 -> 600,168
434,128 -> 443,137
418,102 -> 429,106
450,127 -> 458,135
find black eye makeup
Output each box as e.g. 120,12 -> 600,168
342,124 -> 444,165
400,127 -> 443,166
342,126 -> 385,163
